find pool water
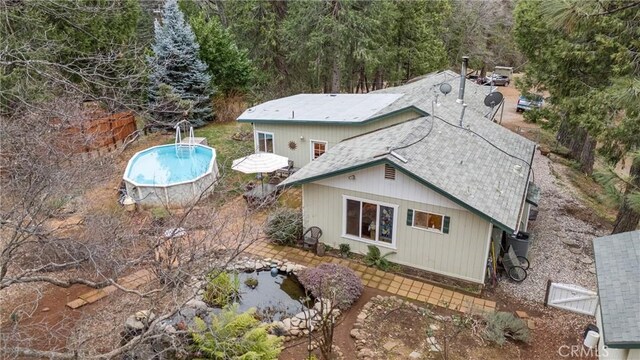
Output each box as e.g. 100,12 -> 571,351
126,145 -> 213,185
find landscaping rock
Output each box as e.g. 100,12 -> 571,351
125,315 -> 145,331
383,340 -> 401,351
163,227 -> 186,238
290,317 -> 301,328
409,351 -> 423,359
185,299 -> 208,312
358,348 -> 374,359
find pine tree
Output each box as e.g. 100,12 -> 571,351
147,0 -> 213,128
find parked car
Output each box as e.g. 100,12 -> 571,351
516,94 -> 544,112
481,73 -> 510,86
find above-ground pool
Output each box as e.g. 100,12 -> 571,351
123,144 -> 219,207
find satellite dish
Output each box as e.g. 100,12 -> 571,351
484,91 -> 504,107
439,83 -> 452,95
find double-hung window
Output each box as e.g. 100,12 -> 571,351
256,131 -> 274,153
344,196 -> 397,247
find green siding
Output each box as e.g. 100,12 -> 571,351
302,183 -> 491,283
253,110 -> 420,168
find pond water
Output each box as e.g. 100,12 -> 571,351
235,271 -> 309,322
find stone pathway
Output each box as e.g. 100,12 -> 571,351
66,269 -> 154,309
245,241 -> 496,314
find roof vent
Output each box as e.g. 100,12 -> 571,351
384,164 -> 396,180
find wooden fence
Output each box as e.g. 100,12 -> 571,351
59,111 -> 137,153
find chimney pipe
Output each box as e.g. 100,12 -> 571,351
457,56 -> 469,104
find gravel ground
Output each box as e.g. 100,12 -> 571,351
497,151 -> 607,305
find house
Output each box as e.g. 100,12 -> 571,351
592,231 -> 640,360
237,70 -> 500,169
279,96 -> 536,284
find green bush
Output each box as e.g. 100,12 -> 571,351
482,312 -> 530,346
191,306 -> 283,359
364,245 -> 395,271
264,208 -> 303,246
203,271 -> 240,307
339,243 -> 351,258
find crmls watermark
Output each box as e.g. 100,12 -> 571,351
558,345 -> 608,358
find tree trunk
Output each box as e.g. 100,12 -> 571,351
269,1 -> 289,80
372,68 -> 383,90
556,116 -> 572,147
569,127 -> 587,160
612,157 -> 640,234
330,56 -> 341,93
579,133 -> 596,175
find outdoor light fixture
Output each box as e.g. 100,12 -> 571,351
348,175 -> 356,180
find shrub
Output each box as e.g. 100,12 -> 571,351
264,208 -> 303,246
482,312 -> 530,346
339,243 -> 351,258
191,305 -> 283,359
364,245 -> 395,271
203,271 -> 240,307
298,263 -> 363,310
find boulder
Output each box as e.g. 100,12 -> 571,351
125,315 -> 145,331
185,299 -> 209,312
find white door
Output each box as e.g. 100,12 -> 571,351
545,282 -> 598,316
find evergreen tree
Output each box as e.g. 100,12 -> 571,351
186,12 -> 254,96
147,0 -> 213,128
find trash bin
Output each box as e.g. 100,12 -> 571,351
508,231 -> 531,258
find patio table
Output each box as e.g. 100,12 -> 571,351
243,183 -> 279,207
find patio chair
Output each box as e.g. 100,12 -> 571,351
302,226 -> 323,251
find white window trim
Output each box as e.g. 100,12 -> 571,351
412,209 -> 445,234
310,139 -> 328,161
255,130 -> 274,153
341,195 -> 399,249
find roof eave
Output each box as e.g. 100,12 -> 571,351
237,106 -> 426,125
281,158 -> 517,233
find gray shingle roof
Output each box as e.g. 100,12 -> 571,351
593,231 -> 640,348
373,70 -> 500,120
281,111 -> 536,231
237,93 -> 404,123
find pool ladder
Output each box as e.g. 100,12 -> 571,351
175,120 -> 195,158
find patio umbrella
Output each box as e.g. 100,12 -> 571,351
232,153 -> 289,190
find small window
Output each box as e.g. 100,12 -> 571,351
256,132 -> 274,153
311,140 -> 327,160
413,210 -> 444,232
384,164 -> 396,180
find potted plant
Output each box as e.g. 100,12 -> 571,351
339,243 -> 351,258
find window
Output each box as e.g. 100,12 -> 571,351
256,131 -> 273,153
344,197 -> 397,246
311,140 -> 327,160
384,164 -> 396,180
408,209 -> 450,234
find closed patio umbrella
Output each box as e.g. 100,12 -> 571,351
232,153 -> 289,191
